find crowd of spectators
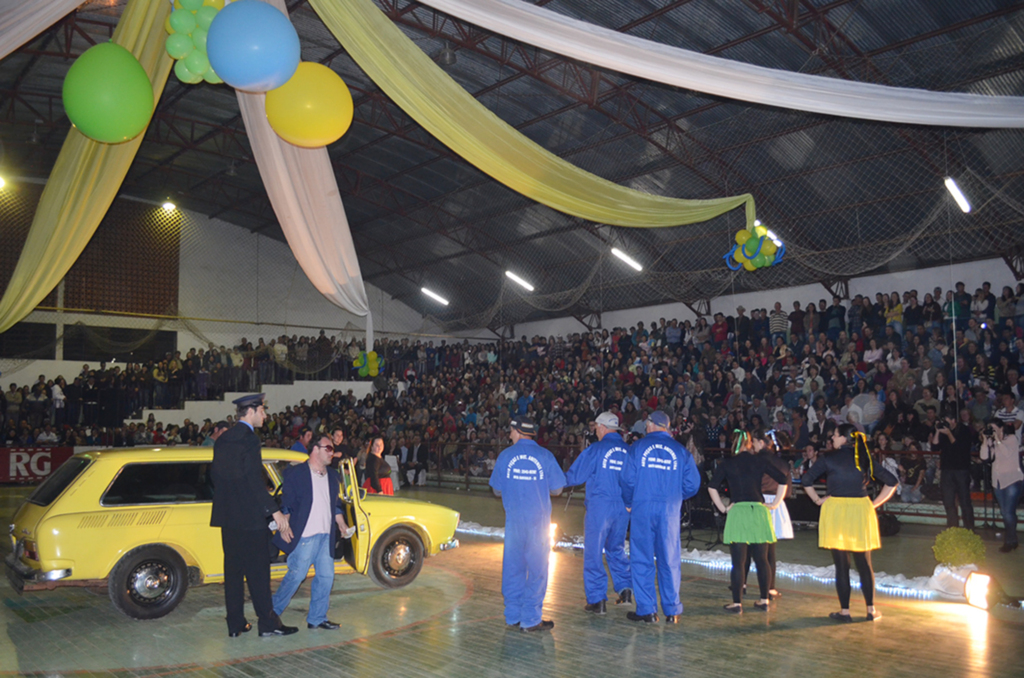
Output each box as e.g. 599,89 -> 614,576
5,280 -> 1024,511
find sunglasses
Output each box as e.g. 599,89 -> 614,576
317,444 -> 335,452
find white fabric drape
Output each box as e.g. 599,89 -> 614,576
417,0 -> 1024,128
237,1 -> 373,347
0,0 -> 82,61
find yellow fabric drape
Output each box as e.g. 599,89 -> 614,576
309,0 -> 754,229
0,0 -> 173,333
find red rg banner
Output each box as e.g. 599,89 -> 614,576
0,447 -> 75,483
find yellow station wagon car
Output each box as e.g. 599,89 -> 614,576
5,447 -> 459,619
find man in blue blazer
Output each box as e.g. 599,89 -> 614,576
271,433 -> 356,630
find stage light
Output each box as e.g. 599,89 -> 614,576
549,522 -> 558,549
505,270 -> 535,292
944,177 -> 972,213
161,201 -> 176,211
421,287 -> 449,306
965,572 -> 1021,611
611,247 -> 642,271
0,176 -> 6,189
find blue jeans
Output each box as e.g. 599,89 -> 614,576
993,481 -> 1022,547
272,532 -> 335,625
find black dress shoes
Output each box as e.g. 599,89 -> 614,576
664,615 -> 679,624
260,624 -> 299,637
584,600 -> 607,615
615,588 -> 634,605
521,620 -> 555,632
228,622 -> 252,638
308,621 -> 340,630
626,611 -> 658,623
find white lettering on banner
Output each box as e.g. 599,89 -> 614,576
601,446 -> 628,471
640,444 -> 678,471
506,453 -> 545,481
9,452 -> 29,478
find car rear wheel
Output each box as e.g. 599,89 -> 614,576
108,544 -> 188,620
367,526 -> 424,588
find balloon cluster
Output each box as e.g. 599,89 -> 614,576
724,226 -> 786,272
165,0 -> 225,85
353,351 -> 384,378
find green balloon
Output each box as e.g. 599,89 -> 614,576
752,253 -> 768,268
184,50 -> 210,77
169,8 -> 197,35
180,0 -> 204,10
764,253 -> 775,267
358,366 -> 370,377
191,27 -> 208,54
202,68 -> 223,84
62,42 -> 153,143
174,58 -> 203,84
195,6 -> 219,31
165,33 -> 193,60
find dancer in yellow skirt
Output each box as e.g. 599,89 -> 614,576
708,430 -> 789,613
801,424 -> 897,622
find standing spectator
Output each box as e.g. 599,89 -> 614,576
980,422 -> 1023,553
931,416 -> 974,530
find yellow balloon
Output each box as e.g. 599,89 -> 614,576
732,247 -> 747,263
743,260 -> 757,271
164,15 -> 175,34
202,0 -> 225,7
754,225 -> 768,238
265,62 -> 354,148
735,230 -> 751,245
761,240 -> 778,255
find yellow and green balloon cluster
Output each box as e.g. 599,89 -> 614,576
724,226 -> 785,272
164,0 -> 225,85
353,351 -> 383,378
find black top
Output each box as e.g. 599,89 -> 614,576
210,423 -> 279,529
758,451 -> 792,494
801,445 -> 898,497
936,423 -> 973,471
366,454 -> 392,493
709,452 -> 789,503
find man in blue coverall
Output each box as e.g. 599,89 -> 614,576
621,410 -> 701,624
489,416 -> 567,632
565,411 -> 633,614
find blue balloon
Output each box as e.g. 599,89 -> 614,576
206,0 -> 300,92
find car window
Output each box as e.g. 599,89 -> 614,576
102,462 -> 214,506
27,457 -> 91,506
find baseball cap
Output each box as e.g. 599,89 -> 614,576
511,416 -> 538,436
648,410 -> 671,428
595,411 -> 621,429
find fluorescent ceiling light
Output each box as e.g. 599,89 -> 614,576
944,177 -> 971,213
421,287 -> 449,306
611,247 -> 643,272
161,201 -> 176,211
505,270 -> 535,291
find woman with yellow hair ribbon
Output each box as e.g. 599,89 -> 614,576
707,430 -> 790,613
801,424 -> 898,622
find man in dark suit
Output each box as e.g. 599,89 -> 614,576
211,394 -> 296,638
271,433 -> 355,629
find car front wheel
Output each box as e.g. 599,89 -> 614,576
367,526 -> 424,588
108,544 -> 188,620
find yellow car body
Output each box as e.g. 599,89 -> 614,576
5,447 -> 459,619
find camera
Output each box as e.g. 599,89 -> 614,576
983,424 -> 996,437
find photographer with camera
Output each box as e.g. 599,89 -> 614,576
930,412 -> 974,530
980,421 -> 1023,553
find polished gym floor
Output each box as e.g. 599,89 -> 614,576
2,485 -> 1022,677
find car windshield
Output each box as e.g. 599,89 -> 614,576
26,457 -> 91,506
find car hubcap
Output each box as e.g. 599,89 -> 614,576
128,560 -> 173,605
383,539 -> 413,577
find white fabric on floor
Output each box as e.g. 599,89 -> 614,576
416,0 -> 1024,128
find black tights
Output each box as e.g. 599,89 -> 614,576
730,543 -> 769,604
743,541 -> 777,591
831,549 -> 874,609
